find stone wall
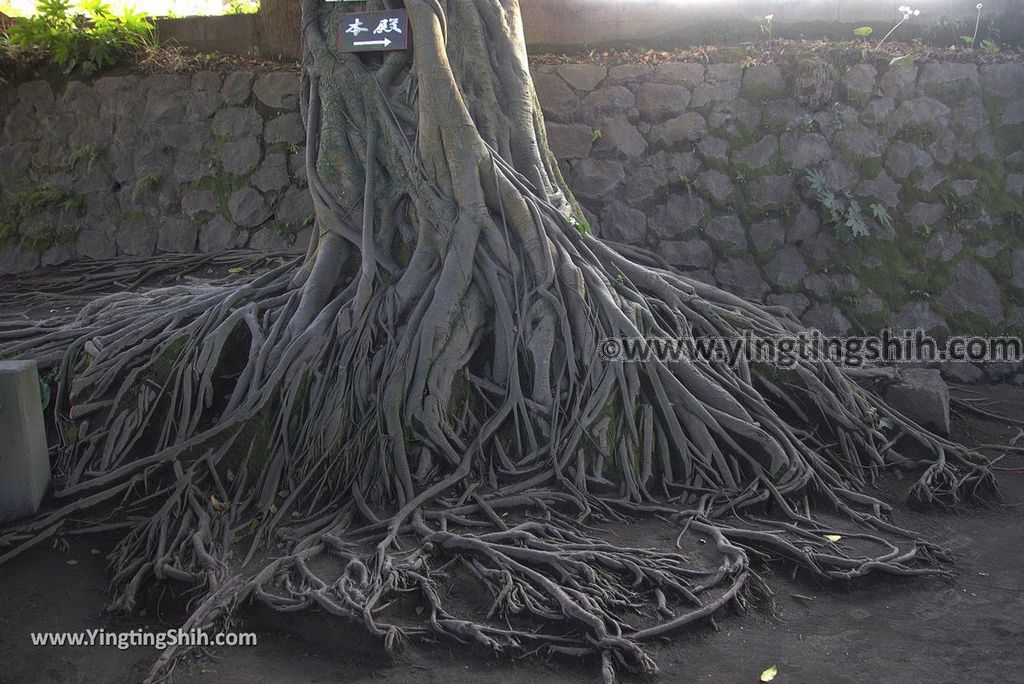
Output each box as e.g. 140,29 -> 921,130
1,58 -> 1023,343
535,58 -> 1024,338
0,70 -> 311,272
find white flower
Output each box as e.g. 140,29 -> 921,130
899,5 -> 908,11
914,9 -> 920,15
977,3 -> 983,10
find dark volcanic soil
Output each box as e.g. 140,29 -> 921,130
1,387 -> 1022,684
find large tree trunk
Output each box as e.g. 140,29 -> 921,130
0,1 -> 993,681
254,0 -> 303,61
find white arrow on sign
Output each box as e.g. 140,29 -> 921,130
354,38 -> 392,47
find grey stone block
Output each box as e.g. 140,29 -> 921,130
941,362 -> 985,385
636,82 -> 690,123
546,122 -> 593,160
275,187 -> 314,228
890,303 -> 949,336
0,246 -> 40,275
264,113 -> 305,144
580,86 -> 635,122
534,72 -> 579,122
649,112 -> 707,149
732,135 -> 777,170
660,237 -> 711,268
199,216 -> 241,253
219,138 -> 261,176
212,107 -> 263,139
653,62 -> 704,87
696,169 -> 733,202
0,361 -> 50,523
740,65 -> 787,100
157,216 -> 198,253
690,82 -> 739,109
714,256 -> 768,300
843,64 -> 876,106
767,292 -> 810,317
648,193 -> 707,239
705,215 -> 746,250
252,153 -> 291,194
606,64 -> 652,86
593,117 -> 646,158
253,72 -> 299,110
557,63 -> 606,92
750,218 -> 785,252
937,261 -> 1004,327
802,303 -> 852,335
885,368 -> 950,436
780,132 -> 831,169
228,188 -> 271,228
221,71 -> 254,106
599,202 -> 647,243
763,246 -> 808,287
709,99 -> 761,137
571,159 -> 625,203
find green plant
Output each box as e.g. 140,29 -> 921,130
59,192 -> 85,213
13,181 -> 64,213
0,181 -> 84,250
71,143 -> 99,161
70,143 -> 101,170
678,174 -> 694,196
870,203 -> 893,233
853,26 -> 873,38
225,0 -> 259,15
5,0 -> 154,76
570,215 -> 591,237
591,128 -> 602,143
922,12 -> 999,49
131,171 -> 161,203
942,191 -> 973,218
979,38 -> 1000,54
806,169 -> 870,239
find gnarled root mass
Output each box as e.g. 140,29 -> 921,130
0,1 -> 994,681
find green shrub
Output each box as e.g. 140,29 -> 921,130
225,1 -> 259,15
4,0 -> 154,76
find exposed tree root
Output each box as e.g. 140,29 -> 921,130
0,1 -> 996,682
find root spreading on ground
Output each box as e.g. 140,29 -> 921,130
0,1 -> 995,681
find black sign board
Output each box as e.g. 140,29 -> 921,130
338,10 -> 408,53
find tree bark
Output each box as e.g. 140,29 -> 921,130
254,0 -> 302,60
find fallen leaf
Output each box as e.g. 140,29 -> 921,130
90,548 -> 101,555
760,665 -> 778,682
825,534 -> 842,542
415,606 -> 424,615
210,495 -> 231,511
66,559 -> 79,566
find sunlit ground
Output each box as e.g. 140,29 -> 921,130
0,0 -> 254,18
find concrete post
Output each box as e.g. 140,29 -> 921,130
0,361 -> 51,523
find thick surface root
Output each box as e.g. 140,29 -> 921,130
0,0 -> 996,681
